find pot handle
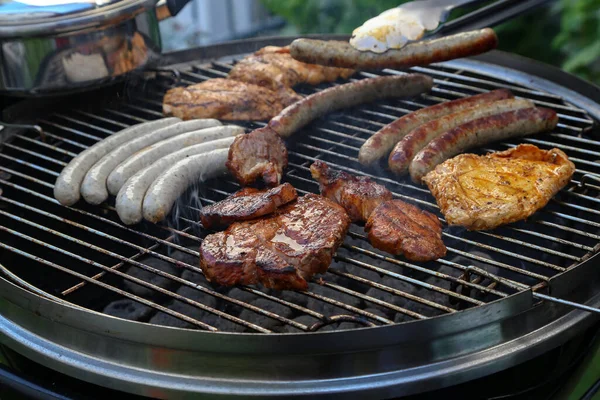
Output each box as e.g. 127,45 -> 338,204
156,0 -> 193,20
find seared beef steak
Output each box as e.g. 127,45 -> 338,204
200,194 -> 351,290
365,199 -> 446,262
310,160 -> 392,222
200,183 -> 298,229
226,127 -> 288,187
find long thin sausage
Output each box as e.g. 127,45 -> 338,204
80,119 -> 220,205
359,89 -> 514,166
53,117 -> 180,206
289,28 -> 498,70
116,137 -> 237,225
410,107 -> 559,183
269,74 -> 433,137
142,148 -> 230,224
107,124 -> 241,195
389,98 -> 534,175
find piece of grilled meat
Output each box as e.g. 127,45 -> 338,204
200,183 -> 298,229
365,200 -> 446,262
228,46 -> 355,92
423,144 -> 575,231
162,78 -> 301,121
310,160 -> 392,222
200,194 -> 351,290
226,126 -> 288,187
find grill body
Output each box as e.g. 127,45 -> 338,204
0,36 -> 599,398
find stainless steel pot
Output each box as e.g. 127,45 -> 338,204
0,0 -> 191,96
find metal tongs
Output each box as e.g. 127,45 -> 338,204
351,0 -> 553,53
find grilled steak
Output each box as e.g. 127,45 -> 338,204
200,194 -> 351,290
228,46 -> 355,92
200,183 -> 298,229
162,78 -> 301,121
226,126 -> 288,187
365,200 -> 446,262
310,160 -> 392,222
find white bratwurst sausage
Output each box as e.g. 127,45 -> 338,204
53,117 -> 180,206
80,119 -> 220,205
116,137 -> 237,225
142,148 -> 229,224
107,124 -> 241,195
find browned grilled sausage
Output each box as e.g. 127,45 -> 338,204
359,89 -> 514,166
289,28 -> 498,70
410,107 -> 559,183
388,98 -> 535,175
269,74 -> 433,138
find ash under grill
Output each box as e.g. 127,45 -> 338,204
0,54 -> 599,334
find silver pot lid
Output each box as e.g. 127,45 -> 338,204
0,0 -> 157,38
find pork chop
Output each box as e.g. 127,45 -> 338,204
310,160 -> 392,222
422,144 -> 575,230
200,183 -> 298,229
228,46 -> 355,92
200,194 -> 351,290
226,126 -> 288,187
365,200 -> 446,262
162,78 -> 301,121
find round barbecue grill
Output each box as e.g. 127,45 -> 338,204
0,35 -> 599,398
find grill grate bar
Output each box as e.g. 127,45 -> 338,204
0,166 -> 54,189
408,66 -> 564,100
346,229 -> 549,282
444,232 -> 565,272
2,143 -> 67,167
474,231 -> 580,261
13,134 -> 78,157
536,220 -> 600,241
31,130 -> 89,150
71,110 -> 130,129
319,278 -> 427,319
446,244 -> 549,281
343,241 -> 503,298
328,268 -> 456,314
336,255 -> 484,306
103,108 -> 148,123
301,289 -> 394,324
50,114 -> 118,135
120,103 -> 165,118
39,119 -> 104,142
0,152 -> 59,176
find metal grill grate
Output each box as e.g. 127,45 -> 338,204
1,54 -> 599,333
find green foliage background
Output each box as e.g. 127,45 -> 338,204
260,0 -> 600,83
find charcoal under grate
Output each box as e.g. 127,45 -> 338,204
0,52 -> 599,334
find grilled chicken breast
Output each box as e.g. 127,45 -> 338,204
310,160 -> 392,222
200,183 -> 298,229
200,194 -> 351,290
365,200 -> 446,262
228,46 -> 355,92
162,78 -> 301,121
423,144 -> 576,231
226,126 -> 288,187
